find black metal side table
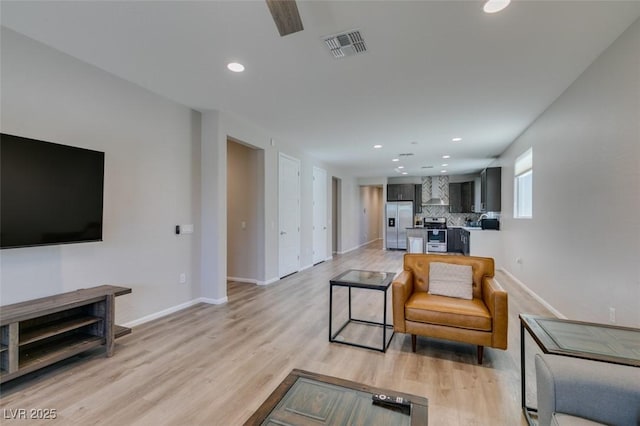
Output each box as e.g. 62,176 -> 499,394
329,269 -> 396,352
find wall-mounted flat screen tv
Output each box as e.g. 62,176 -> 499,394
1,133 -> 105,249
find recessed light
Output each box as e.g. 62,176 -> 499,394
441,170 -> 447,173
401,172 -> 408,175
442,155 -> 451,159
483,0 -> 511,14
441,163 -> 448,167
392,158 -> 399,162
373,144 -> 383,149
227,62 -> 245,72
452,137 -> 462,142
398,166 -> 404,169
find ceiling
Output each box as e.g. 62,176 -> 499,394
2,1 -> 639,178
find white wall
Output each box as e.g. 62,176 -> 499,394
0,28 -> 201,323
498,20 -> 640,327
0,29 -> 365,319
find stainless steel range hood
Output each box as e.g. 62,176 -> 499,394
424,176 -> 449,206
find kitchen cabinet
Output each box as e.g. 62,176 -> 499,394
387,184 -> 415,202
414,184 -> 422,213
449,181 -> 475,213
460,229 -> 470,256
447,228 -> 461,252
447,228 -> 470,255
480,167 -> 502,212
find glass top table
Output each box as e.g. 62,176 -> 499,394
330,269 -> 395,289
520,314 -> 640,366
243,369 -> 428,426
519,314 -> 640,425
329,269 -> 397,352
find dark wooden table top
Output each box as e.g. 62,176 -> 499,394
244,369 -> 428,426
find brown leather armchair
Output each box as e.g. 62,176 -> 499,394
392,254 -> 508,364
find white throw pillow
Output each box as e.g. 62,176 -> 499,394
428,262 -> 473,300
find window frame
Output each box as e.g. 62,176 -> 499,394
514,148 -> 533,219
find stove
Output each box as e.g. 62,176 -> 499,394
423,217 -> 447,229
423,217 -> 447,252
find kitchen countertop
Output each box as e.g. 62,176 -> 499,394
449,226 -> 499,232
407,226 -> 499,231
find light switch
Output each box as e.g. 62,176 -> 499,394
181,224 -> 194,234
241,221 -> 246,229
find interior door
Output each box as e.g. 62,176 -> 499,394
312,167 -> 328,264
278,153 -> 300,277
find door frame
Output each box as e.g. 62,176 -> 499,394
278,153 -> 301,278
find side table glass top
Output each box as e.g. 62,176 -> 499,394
537,318 -> 640,363
520,315 -> 640,366
330,269 -> 394,288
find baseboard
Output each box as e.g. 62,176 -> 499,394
499,268 -> 566,319
338,239 -> 380,255
199,296 -> 228,305
300,263 -> 313,272
122,299 -> 203,328
227,276 -> 256,284
122,296 -> 228,328
228,275 -> 280,286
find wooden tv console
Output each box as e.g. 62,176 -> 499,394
0,285 -> 131,383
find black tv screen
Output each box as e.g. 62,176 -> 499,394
1,133 -> 105,249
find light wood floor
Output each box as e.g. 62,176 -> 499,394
0,241 -> 553,425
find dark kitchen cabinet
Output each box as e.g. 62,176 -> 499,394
447,228 -> 461,253
481,167 -> 501,212
414,184 -> 422,213
387,184 -> 415,202
460,229 -> 470,256
449,181 -> 475,213
447,228 -> 469,255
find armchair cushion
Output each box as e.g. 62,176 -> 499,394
405,293 -> 491,331
428,262 -> 473,300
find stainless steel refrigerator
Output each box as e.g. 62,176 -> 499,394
385,201 -> 413,250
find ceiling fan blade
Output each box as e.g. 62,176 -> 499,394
266,0 -> 304,37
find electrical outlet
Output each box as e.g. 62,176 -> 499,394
179,273 -> 187,284
609,307 -> 616,323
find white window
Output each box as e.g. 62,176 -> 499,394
514,148 -> 533,218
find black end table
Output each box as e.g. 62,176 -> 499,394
329,269 -> 396,352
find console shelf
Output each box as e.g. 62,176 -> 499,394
0,285 -> 131,384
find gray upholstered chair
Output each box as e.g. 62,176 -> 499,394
535,354 -> 640,426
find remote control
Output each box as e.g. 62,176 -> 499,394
372,394 -> 411,413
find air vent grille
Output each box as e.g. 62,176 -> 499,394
324,30 -> 367,59
398,153 -> 414,157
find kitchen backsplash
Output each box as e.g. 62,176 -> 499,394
420,206 -> 482,227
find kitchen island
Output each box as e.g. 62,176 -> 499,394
406,226 -> 502,264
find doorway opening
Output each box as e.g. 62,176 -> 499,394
227,138 -> 265,289
332,177 -> 342,254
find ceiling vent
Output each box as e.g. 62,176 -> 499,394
324,30 -> 367,59
398,153 -> 414,157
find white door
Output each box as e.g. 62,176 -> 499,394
278,153 -> 300,277
312,167 -> 328,264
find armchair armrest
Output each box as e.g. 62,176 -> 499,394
535,354 -> 640,426
392,270 -> 414,333
482,276 -> 508,349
